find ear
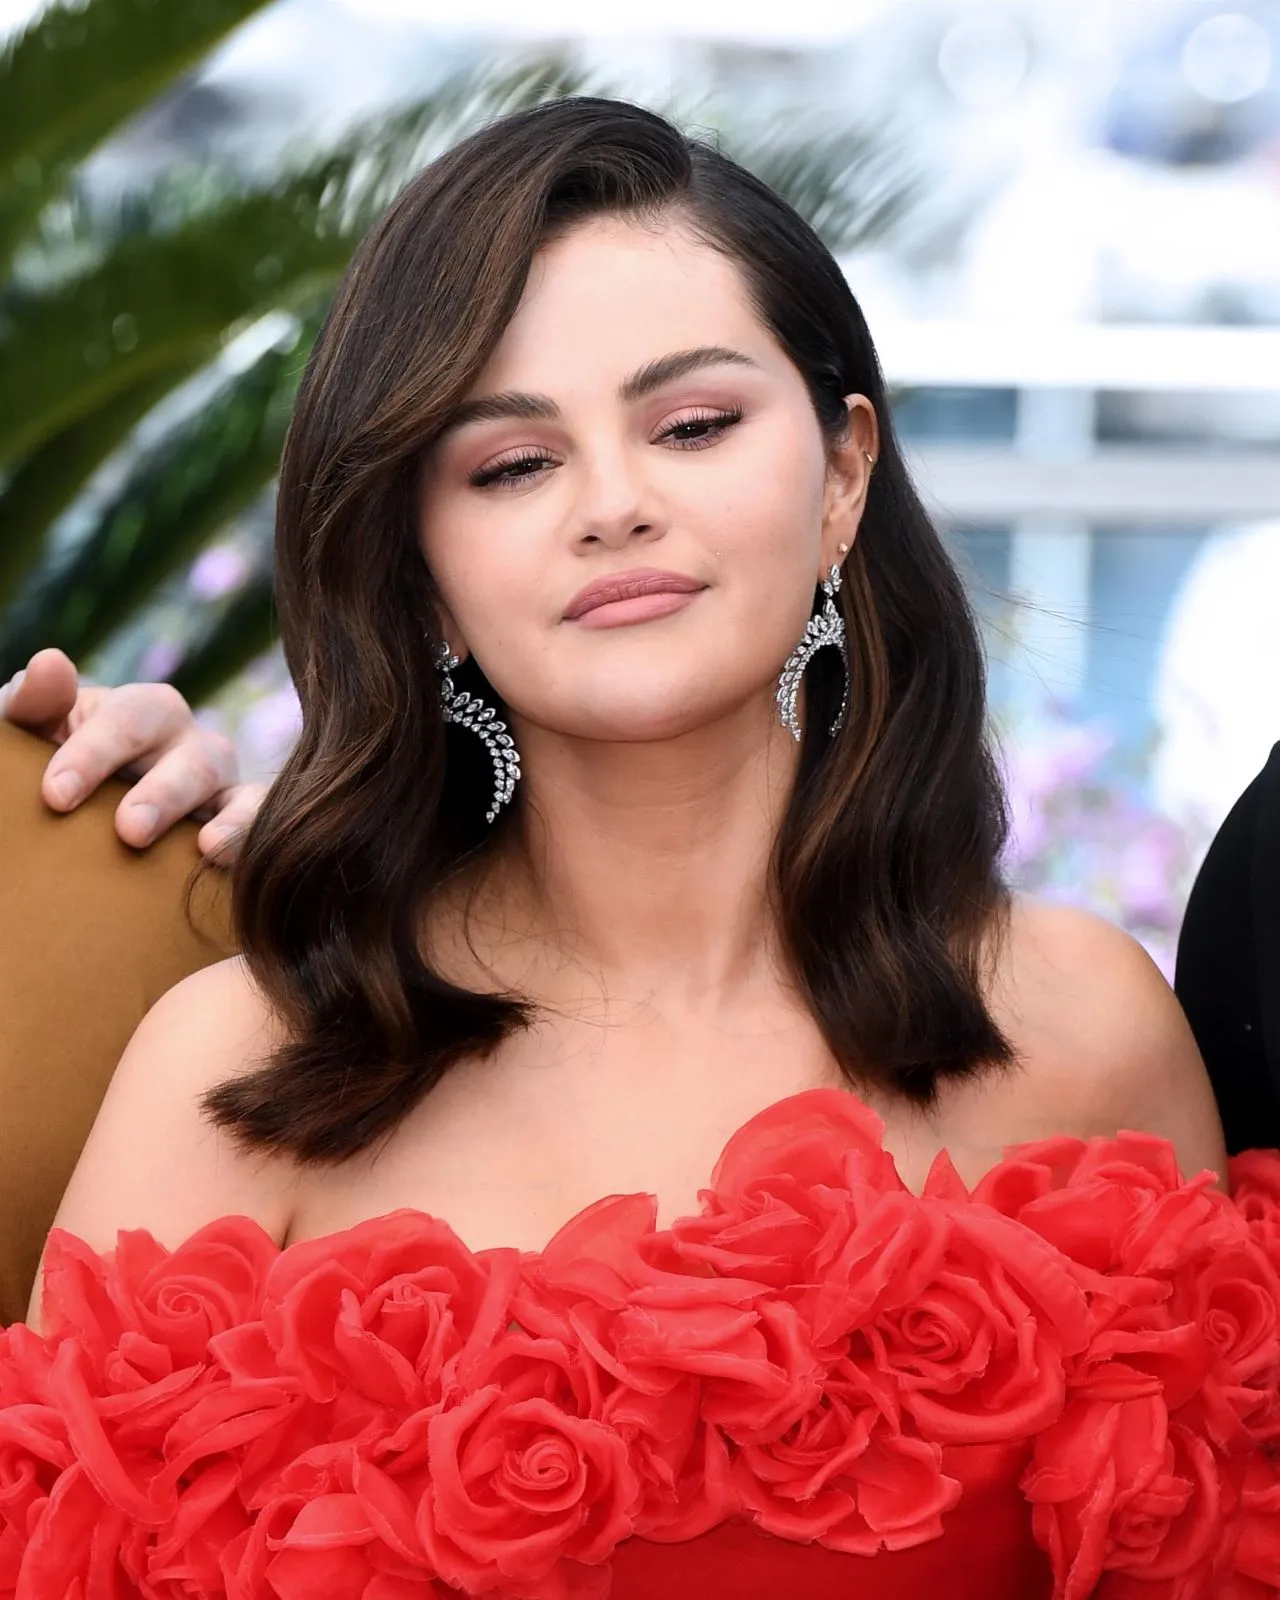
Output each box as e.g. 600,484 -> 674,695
821,395 -> 879,575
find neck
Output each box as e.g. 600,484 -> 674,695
476,696 -> 803,1009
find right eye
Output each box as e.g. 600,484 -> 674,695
469,451 -> 557,490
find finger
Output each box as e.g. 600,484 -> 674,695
0,648 -> 87,739
109,729 -> 241,845
43,682 -> 203,812
194,782 -> 270,866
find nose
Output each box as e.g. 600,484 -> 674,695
571,441 -> 663,550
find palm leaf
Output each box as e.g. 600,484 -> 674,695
0,326 -> 308,674
0,188 -> 349,467
0,0 -> 274,274
168,567 -> 277,707
0,54 -> 597,471
0,359 -> 197,603
718,111 -> 926,254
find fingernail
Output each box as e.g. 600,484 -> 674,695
49,771 -> 82,807
128,803 -> 159,842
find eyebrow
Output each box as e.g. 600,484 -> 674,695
437,345 -> 763,437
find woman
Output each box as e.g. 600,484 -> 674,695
2,97 -> 1277,1600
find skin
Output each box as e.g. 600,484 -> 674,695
417,216 -> 875,999
22,214 -> 1229,1326
0,646 -> 262,859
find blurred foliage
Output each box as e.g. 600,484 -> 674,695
0,0 -> 924,699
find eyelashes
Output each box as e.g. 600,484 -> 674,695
467,406 -> 746,491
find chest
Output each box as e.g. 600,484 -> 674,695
281,1001 -> 1021,1255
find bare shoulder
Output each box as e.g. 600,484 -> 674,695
979,892 -> 1228,1187
29,956 -> 300,1327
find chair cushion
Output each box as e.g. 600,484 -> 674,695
0,721 -> 235,1325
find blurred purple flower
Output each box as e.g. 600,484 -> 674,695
1003,718 -> 1116,806
998,710 -> 1209,971
1117,827 -> 1182,925
240,686 -> 302,775
1004,797 -> 1047,867
189,544 -> 248,600
139,639 -> 182,680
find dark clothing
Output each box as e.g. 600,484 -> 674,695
1175,740 -> 1280,1155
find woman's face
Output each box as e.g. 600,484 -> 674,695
417,213 -> 875,744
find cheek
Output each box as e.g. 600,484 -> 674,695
419,493 -> 534,625
702,414 -> 825,546
699,433 -> 827,626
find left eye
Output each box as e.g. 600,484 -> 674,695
658,407 -> 744,446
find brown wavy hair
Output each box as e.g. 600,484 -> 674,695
190,94 -> 1017,1164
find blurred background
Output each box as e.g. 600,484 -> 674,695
2,0 -> 1278,975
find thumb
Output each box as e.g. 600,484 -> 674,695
0,649 -> 82,737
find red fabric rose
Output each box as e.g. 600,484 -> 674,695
0,1336 -> 267,1598
224,1440 -> 440,1598
1010,1147 -> 1280,1455
708,1089 -> 908,1202
845,1201 -> 1086,1446
661,1091 -> 908,1303
1163,1237 -> 1280,1453
522,1189 -> 822,1516
733,1350 -> 963,1554
38,1217 -> 279,1378
1003,1136 -> 1280,1600
0,1222 -> 308,1598
1220,1448 -> 1280,1596
1231,1149 -> 1280,1274
123,1458 -> 254,1597
970,1130 -> 1197,1274
415,1376 -> 641,1597
370,1326 -> 611,1484
0,1385 -> 68,1590
261,1210 -> 522,1411
536,1237 -> 822,1448
1023,1393 -> 1224,1600
675,1103 -> 1090,1450
603,1292 -> 823,1445
599,1378 -> 736,1540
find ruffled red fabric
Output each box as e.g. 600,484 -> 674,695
1,1087 -> 1278,1600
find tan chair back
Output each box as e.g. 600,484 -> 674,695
0,722 -> 235,1324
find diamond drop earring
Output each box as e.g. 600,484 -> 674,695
432,640 -> 521,824
775,552 -> 850,741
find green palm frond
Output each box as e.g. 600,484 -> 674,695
168,566 -> 276,707
719,111 -> 926,255
0,188 -> 351,468
279,52 -> 592,239
0,0 -> 274,274
0,320 -> 311,675
0,359 -> 197,601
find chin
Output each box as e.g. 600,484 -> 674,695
562,689 -> 765,745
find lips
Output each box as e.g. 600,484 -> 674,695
563,568 -> 706,621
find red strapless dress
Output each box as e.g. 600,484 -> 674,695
2,1088 -> 1279,1600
